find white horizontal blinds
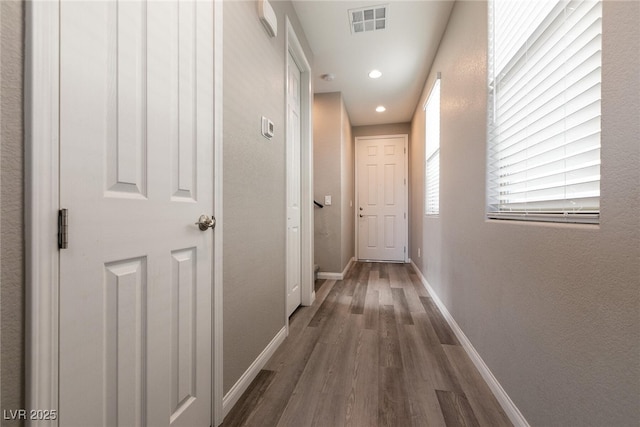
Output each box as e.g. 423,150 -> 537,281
425,78 -> 441,215
425,150 -> 440,215
487,0 -> 602,223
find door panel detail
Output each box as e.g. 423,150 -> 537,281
170,248 -> 197,419
384,216 -> 395,248
367,164 -> 377,204
106,1 -> 148,198
172,1 -> 198,201
384,164 -> 395,205
367,216 -> 377,247
104,257 -> 148,427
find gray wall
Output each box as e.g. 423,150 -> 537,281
222,0 -> 313,394
352,123 -> 411,139
1,0 -> 25,418
409,1 -> 640,425
339,98 -> 354,271
313,92 -> 354,274
313,93 -> 342,273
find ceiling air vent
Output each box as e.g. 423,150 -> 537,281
349,5 -> 388,34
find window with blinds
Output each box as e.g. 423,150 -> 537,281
425,77 -> 441,216
487,0 -> 602,223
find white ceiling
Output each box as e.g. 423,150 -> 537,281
292,0 -> 455,126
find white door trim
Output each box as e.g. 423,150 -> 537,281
285,17 -> 314,323
354,134 -> 409,263
24,2 -> 224,425
212,1 -> 224,425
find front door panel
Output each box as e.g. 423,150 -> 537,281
357,136 -> 407,262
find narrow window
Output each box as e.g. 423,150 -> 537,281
425,76 -> 441,216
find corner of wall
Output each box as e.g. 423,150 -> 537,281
313,92 -> 345,274
340,95 -> 355,271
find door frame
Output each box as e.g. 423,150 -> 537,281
285,17 -> 314,324
354,134 -> 409,263
24,2 -> 225,425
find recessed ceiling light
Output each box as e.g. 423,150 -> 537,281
321,73 -> 335,82
368,69 -> 382,79
376,105 -> 386,112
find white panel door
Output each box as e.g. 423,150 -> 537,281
58,1 -> 214,426
286,51 -> 302,316
357,136 -> 408,262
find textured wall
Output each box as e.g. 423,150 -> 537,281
313,92 -> 354,274
1,0 -> 25,417
352,123 -> 411,139
222,0 -> 313,394
409,1 -> 640,425
313,92 -> 342,273
339,100 -> 354,270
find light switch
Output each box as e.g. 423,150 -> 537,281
261,116 -> 274,139
324,195 -> 332,206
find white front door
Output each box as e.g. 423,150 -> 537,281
286,51 -> 302,316
58,1 -> 214,426
356,135 -> 408,262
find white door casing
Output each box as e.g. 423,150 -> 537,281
356,135 -> 408,262
26,1 -> 218,426
286,51 -> 302,317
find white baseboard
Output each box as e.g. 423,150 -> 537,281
409,260 -> 529,427
222,326 -> 287,417
317,257 -> 355,280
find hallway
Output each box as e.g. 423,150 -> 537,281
223,262 -> 512,427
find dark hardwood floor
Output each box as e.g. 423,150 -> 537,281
223,262 -> 512,427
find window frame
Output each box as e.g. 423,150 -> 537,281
424,75 -> 441,216
486,0 -> 602,225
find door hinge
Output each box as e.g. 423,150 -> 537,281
58,208 -> 68,249
404,246 -> 406,253
404,212 -> 406,219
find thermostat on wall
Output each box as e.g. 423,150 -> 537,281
261,116 -> 274,139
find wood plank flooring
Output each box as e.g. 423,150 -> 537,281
222,262 -> 512,427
